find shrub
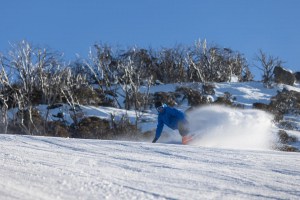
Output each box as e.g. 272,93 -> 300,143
276,145 -> 299,152
74,116 -> 111,139
253,102 -> 283,122
14,108 -> 45,135
46,121 -> 70,138
253,102 -> 269,110
153,92 -> 177,106
214,92 -> 233,106
277,130 -> 298,144
270,89 -> 300,115
202,84 -> 215,95
176,86 -> 210,106
110,114 -> 141,140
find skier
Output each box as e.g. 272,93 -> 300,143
152,101 -> 192,144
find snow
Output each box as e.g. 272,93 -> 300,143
187,105 -> 276,150
281,83 -> 300,93
1,81 -> 300,199
1,134 -> 300,200
214,82 -> 279,106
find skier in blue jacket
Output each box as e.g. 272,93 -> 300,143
152,101 -> 191,144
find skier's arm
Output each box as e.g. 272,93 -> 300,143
153,120 -> 164,143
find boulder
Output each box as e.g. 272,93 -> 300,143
294,72 -> 300,82
273,66 -> 295,86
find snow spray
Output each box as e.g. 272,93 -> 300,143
187,105 -> 276,150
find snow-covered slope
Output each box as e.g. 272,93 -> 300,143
1,134 -> 300,200
2,81 -> 300,199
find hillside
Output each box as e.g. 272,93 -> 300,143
1,81 -> 300,199
1,41 -> 300,151
1,134 -> 300,200
8,81 -> 297,151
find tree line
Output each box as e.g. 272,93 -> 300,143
0,40 -> 289,136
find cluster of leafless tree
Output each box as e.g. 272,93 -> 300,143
0,41 -> 88,134
0,40 -> 285,136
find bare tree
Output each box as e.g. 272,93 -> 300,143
186,39 -> 252,83
4,40 -> 64,134
34,48 -> 63,105
7,41 -> 38,134
157,45 -> 187,83
117,54 -> 153,127
86,44 -> 121,108
0,55 -> 11,133
222,48 -> 252,82
255,49 -> 283,87
186,39 -> 207,82
59,67 -> 87,128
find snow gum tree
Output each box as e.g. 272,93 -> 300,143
2,41 -> 64,134
86,44 -> 121,108
7,41 -> 43,134
157,45 -> 187,83
255,49 -> 283,88
186,39 -> 252,83
0,54 -> 11,133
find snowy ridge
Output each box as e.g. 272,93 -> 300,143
1,134 -> 300,199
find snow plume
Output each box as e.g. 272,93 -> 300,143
187,105 -> 276,150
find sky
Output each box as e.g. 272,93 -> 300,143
1,0 -> 299,78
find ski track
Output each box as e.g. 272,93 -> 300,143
1,134 -> 300,200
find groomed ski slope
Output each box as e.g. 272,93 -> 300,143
1,134 -> 299,200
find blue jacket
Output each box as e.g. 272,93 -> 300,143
154,105 -> 186,141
